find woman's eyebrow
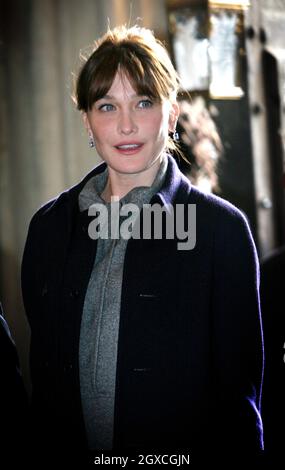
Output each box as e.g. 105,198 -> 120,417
97,94 -> 114,100
97,93 -> 147,100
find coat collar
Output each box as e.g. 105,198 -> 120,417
151,155 -> 192,206
42,154 -> 192,218
70,154 -> 192,207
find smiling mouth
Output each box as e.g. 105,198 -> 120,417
115,144 -> 142,150
115,143 -> 144,154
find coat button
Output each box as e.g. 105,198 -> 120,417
139,293 -> 157,299
41,283 -> 48,296
63,363 -> 73,373
69,288 -> 79,298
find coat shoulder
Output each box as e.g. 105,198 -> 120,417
186,185 -> 257,258
188,185 -> 250,229
29,162 -> 106,227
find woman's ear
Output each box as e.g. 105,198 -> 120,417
82,112 -> 96,148
168,102 -> 180,133
82,112 -> 90,131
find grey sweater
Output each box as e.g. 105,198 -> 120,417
78,157 -> 168,450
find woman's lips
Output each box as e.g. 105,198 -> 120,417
114,143 -> 144,155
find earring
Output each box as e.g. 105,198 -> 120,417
173,130 -> 179,142
88,132 -> 95,148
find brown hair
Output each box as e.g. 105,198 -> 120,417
74,25 -> 180,112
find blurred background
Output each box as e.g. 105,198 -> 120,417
0,0 -> 284,394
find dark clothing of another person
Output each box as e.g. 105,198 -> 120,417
260,246 -> 285,466
0,303 -> 29,464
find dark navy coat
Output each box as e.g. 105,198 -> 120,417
21,156 -> 263,464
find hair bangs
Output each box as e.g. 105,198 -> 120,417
118,49 -> 163,101
75,25 -> 180,113
86,51 -> 120,109
87,46 -> 166,108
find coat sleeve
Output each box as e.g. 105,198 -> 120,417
21,213 -> 41,326
21,200 -> 55,325
211,205 -> 264,459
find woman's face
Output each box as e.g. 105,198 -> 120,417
83,72 -> 178,180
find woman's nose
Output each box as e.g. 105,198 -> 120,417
118,110 -> 138,135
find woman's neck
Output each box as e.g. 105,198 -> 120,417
101,158 -> 162,202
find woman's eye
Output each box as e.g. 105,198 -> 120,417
138,99 -> 153,109
99,103 -> 115,112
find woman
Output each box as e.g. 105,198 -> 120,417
22,25 -> 263,464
